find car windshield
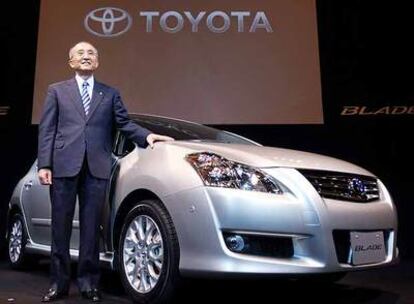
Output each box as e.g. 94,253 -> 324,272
131,115 -> 260,146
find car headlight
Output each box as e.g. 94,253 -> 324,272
185,152 -> 283,194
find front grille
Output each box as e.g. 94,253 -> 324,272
300,169 -> 380,202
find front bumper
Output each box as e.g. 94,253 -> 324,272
163,168 -> 398,277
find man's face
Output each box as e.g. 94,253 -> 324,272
68,42 -> 99,75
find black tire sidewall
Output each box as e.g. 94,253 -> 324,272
118,200 -> 179,304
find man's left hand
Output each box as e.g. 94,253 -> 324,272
146,133 -> 175,149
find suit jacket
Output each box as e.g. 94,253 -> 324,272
37,78 -> 152,179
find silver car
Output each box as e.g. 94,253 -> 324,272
6,114 -> 399,303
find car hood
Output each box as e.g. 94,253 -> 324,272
165,141 -> 375,176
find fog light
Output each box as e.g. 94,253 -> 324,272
225,234 -> 245,252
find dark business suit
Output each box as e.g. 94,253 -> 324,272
38,78 -> 151,292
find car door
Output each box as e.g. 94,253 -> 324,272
101,131 -> 143,252
20,160 -> 81,249
101,131 -> 123,252
20,160 -> 52,245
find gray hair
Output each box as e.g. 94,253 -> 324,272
68,41 -> 98,59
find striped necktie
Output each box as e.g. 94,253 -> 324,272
82,81 -> 91,116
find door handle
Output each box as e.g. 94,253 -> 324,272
24,180 -> 33,190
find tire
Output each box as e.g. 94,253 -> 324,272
118,199 -> 180,304
7,213 -> 30,269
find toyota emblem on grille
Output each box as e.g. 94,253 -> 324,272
84,7 -> 132,37
348,178 -> 367,199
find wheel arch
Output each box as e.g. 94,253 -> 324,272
112,188 -> 176,264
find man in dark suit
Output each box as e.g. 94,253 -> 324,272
37,41 -> 173,302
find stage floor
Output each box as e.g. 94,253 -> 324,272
0,257 -> 413,303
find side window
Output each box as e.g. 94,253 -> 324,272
122,137 -> 135,155
113,132 -> 123,156
113,133 -> 135,157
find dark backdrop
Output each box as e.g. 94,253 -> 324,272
1,0 -> 413,259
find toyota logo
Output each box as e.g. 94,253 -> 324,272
84,7 -> 132,37
348,178 -> 367,199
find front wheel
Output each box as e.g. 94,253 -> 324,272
118,199 -> 180,303
8,213 -> 30,269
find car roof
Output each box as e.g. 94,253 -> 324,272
128,113 -> 261,146
128,113 -> 203,126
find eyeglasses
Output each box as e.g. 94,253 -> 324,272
71,50 -> 98,58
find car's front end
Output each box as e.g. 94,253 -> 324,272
159,143 -> 398,277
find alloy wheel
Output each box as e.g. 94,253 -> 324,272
122,215 -> 164,294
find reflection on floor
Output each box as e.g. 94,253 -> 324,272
0,257 -> 413,303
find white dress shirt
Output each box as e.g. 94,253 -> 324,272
75,74 -> 94,100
